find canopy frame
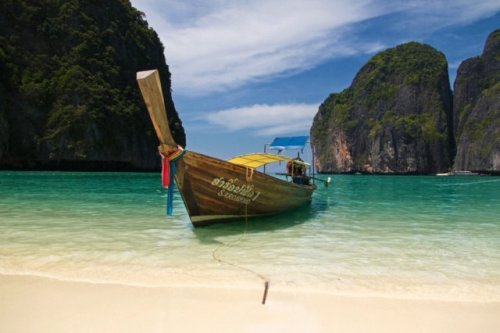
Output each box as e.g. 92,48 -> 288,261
268,136 -> 309,152
228,153 -> 310,169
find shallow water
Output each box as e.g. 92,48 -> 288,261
1,171 -> 499,300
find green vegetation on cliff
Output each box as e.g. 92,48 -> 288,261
314,43 -> 450,137
0,0 -> 185,170
354,42 -> 448,97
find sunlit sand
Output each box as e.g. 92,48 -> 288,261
1,274 -> 499,333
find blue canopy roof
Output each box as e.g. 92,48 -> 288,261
269,136 -> 309,151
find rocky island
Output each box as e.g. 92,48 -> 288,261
311,42 -> 454,174
311,29 -> 499,174
0,0 -> 185,170
453,29 -> 499,172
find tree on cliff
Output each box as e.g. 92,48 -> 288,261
311,42 -> 454,174
0,0 -> 185,170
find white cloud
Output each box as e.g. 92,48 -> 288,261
131,0 -> 500,95
204,103 -> 319,136
131,0 -> 387,94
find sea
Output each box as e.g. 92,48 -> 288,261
1,171 -> 499,301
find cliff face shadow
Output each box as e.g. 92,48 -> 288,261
191,203 -> 320,245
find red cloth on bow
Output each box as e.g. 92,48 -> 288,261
161,156 -> 170,187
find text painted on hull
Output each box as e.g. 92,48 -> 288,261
211,177 -> 261,204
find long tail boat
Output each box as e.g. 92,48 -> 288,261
137,69 -> 317,226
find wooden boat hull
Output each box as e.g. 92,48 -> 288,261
174,151 -> 315,226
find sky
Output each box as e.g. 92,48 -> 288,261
130,0 -> 500,160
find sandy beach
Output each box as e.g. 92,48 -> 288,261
1,274 -> 499,333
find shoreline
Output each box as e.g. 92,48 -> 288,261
1,273 -> 499,333
2,269 -> 499,303
2,168 -> 499,176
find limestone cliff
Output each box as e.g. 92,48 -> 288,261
453,29 -> 499,172
0,0 -> 185,170
311,42 -> 454,174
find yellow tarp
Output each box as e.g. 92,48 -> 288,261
228,153 -> 309,169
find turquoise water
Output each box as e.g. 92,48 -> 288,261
1,171 -> 499,301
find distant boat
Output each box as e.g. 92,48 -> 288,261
137,70 -> 323,226
436,170 -> 480,176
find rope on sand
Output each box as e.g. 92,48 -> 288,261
211,204 -> 270,305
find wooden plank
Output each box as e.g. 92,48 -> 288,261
136,70 -> 176,147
